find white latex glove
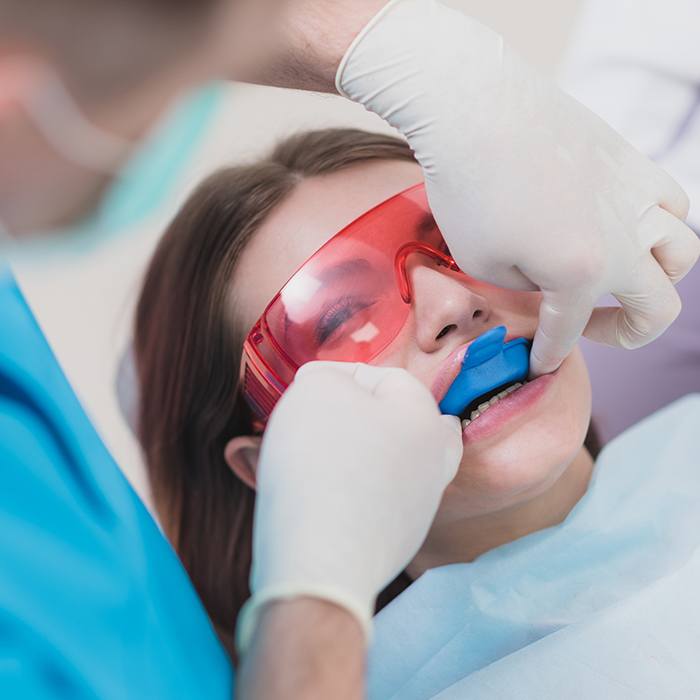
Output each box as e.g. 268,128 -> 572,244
236,361 -> 462,652
337,0 -> 700,375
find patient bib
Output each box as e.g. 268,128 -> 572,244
369,395 -> 700,699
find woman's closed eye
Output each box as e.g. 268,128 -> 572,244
315,296 -> 378,345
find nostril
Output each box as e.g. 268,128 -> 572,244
436,324 -> 457,340
473,309 -> 483,320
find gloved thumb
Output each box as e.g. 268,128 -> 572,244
531,289 -> 594,376
438,414 -> 463,483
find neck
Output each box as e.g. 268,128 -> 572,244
407,448 -> 594,578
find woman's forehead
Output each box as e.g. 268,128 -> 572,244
233,160 -> 422,329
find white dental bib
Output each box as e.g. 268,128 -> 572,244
368,395 -> 700,699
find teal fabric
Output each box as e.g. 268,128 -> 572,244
10,83 -> 224,260
93,83 -> 223,235
369,394 -> 700,699
0,267 -> 233,698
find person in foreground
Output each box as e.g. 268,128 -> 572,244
134,128 -> 608,694
2,0 -> 698,696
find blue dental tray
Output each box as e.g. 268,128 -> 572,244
439,326 -> 530,417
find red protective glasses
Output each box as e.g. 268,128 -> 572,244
240,183 -> 461,423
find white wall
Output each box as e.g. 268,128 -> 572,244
12,1 -> 582,510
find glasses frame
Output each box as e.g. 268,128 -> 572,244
239,183 -> 460,426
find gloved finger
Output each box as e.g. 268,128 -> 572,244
455,256 -> 539,292
500,265 -> 541,292
530,289 -> 595,376
650,167 -> 691,220
438,414 -> 463,482
367,364 -> 436,404
584,259 -> 682,349
294,360 -> 363,383
638,206 -> 700,284
350,363 -> 417,396
294,361 -> 408,396
294,361 -> 435,406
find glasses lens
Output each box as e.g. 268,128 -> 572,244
265,186 -> 436,366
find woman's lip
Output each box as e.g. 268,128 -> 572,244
461,370 -> 556,443
431,343 -> 470,402
431,330 -> 524,403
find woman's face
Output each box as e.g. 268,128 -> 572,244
232,159 -> 592,521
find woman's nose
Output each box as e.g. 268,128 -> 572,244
409,263 -> 491,352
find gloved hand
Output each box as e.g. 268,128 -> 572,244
338,0 -> 700,375
236,361 -> 462,652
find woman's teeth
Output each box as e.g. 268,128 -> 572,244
461,382 -> 524,429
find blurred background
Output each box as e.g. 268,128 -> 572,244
12,0 -> 700,510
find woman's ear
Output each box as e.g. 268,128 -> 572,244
224,436 -> 263,491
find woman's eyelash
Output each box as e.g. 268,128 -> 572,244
315,297 -> 375,345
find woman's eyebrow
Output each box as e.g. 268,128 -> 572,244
317,257 -> 372,283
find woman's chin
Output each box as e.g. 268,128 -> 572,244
451,429 -> 582,514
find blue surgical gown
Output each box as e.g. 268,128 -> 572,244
369,393 -> 700,699
0,267 -> 233,698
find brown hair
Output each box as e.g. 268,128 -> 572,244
134,127 -> 603,659
134,128 -> 418,657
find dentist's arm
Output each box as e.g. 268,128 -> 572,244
235,0 -> 699,375
222,1 -> 387,91
237,599 -> 364,700
235,362 -> 463,699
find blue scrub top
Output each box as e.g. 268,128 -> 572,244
0,267 -> 233,698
